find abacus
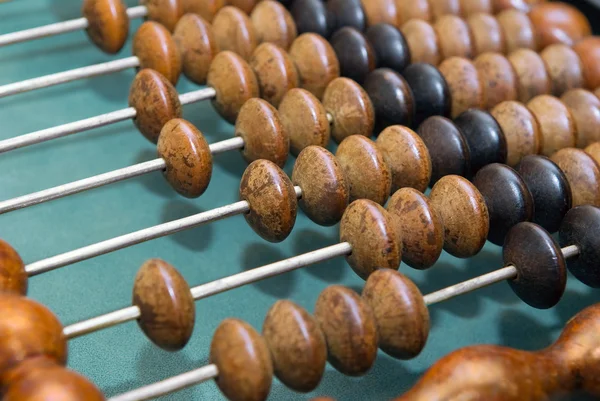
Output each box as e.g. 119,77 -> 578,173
1,0 -> 599,400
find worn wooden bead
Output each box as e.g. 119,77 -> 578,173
262,300 -> 326,392
460,0 -> 492,15
395,0 -> 431,25
550,148 -> 600,207
330,27 -> 376,84
249,43 -> 299,108
340,199 -> 401,279
492,0 -> 545,12
239,160 -> 297,242
376,125 -> 431,193
212,6 -> 257,61
132,259 -> 195,351
429,0 -> 461,19
250,1 -> 297,50
327,0 -> 365,34
173,13 -> 219,85
206,51 -> 259,124
291,0 -> 329,37
439,57 -> 484,118
596,87 -> 600,100
157,119 -> 212,198
508,49 -> 551,103
132,21 -> 182,85
292,146 -> 349,226
400,19 -> 441,66
360,0 -> 397,27
491,101 -> 541,166
210,319 -> 273,401
467,12 -> 506,56
181,0 -> 225,22
82,0 -> 129,54
0,239 -> 27,295
497,9 -> 536,52
529,2 -> 591,48
561,89 -> 600,148
289,33 -> 340,100
527,95 -> 577,156
366,23 -> 411,72
429,175 -> 489,258
364,68 -> 414,133
314,285 -> 378,375
434,15 -> 473,60
143,0 -> 183,31
387,188 -> 444,270
586,142 -> 600,165
228,0 -> 258,14
474,52 -> 518,110
541,44 -> 584,97
335,136 -> 392,205
573,37 -> 600,90
402,63 -> 452,127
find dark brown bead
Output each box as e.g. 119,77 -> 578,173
0,239 -> 27,295
132,21 -> 182,85
561,89 -> 600,148
143,0 -> 183,31
181,0 -> 225,22
292,0 -> 329,37
529,2 -> 591,48
508,49 -> 551,103
82,0 -> 129,54
330,27 -> 376,84
434,15 -> 474,60
497,9 -> 537,52
467,12 -> 506,56
474,52 -> 518,110
211,6 -> 258,61
365,23 -> 411,72
173,13 -> 219,85
327,0 -> 365,34
249,43 -> 299,108
541,44 -> 585,97
250,0 -> 297,50
550,148 -> 600,207
573,37 -> 600,90
364,68 -> 415,133
400,20 -> 441,66
438,57 -> 484,118
527,95 -> 577,156
402,63 -> 452,127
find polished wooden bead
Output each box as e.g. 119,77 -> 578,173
400,19 -> 441,66
492,0 -> 545,12
363,269 -> 429,359
210,318 -> 273,401
376,125 -> 431,193
573,37 -> 600,90
365,24 -> 411,73
491,100 -> 541,166
460,0 -> 492,15
249,43 -> 299,108
335,136 -> 392,205
327,0 -> 365,34
395,0 -> 431,25
291,0 -> 329,37
262,300 -> 326,392
340,199 -> 401,279
132,259 -> 195,350
323,77 -> 375,143
206,51 -> 259,124
0,239 -> 27,295
173,13 -> 218,85
82,0 -> 129,54
434,15 -> 474,60
228,0 -> 258,14
586,142 -> 600,165
289,33 -> 340,100
212,6 -> 257,61
508,49 -> 551,103
496,9 -> 537,52
292,146 -> 349,226
364,68 -> 414,133
250,1 -> 297,50
157,119 -> 213,198
314,285 -> 378,375
360,0 -> 397,27
402,63 -> 452,127
239,160 -> 297,242
181,0 -> 225,22
550,148 -> 600,207
474,52 -> 518,110
429,0 -> 461,19
438,57 -> 484,118
541,44 -> 584,97
429,175 -> 489,258
527,95 -> 577,156
132,21 -> 182,85
596,87 -> 600,100
561,89 -> 600,148
387,188 -> 444,269
467,12 -> 506,56
330,27 -> 376,84
529,2 -> 591,48
143,0 -> 183,31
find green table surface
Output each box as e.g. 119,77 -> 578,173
0,1 -> 597,400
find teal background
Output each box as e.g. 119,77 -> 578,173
0,1 -> 597,400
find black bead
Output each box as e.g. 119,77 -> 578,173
516,155 -> 572,234
402,63 -> 452,128
417,116 -> 470,185
291,0 -> 329,37
503,222 -> 566,309
277,0 -> 294,7
365,23 -> 411,72
454,109 -> 507,177
330,27 -> 376,84
326,0 -> 365,34
559,205 -> 600,288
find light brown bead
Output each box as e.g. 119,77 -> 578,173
561,89 -> 600,148
82,0 -> 129,54
497,9 -> 537,52
460,0 -> 492,15
278,88 -> 330,156
429,175 -> 489,258
173,13 -> 219,85
362,269 -> 429,359
492,0 -> 544,12
474,52 -> 518,109
541,44 -> 584,97
429,0 -> 461,19
339,199 -> 401,279
323,77 -> 375,143
491,101 -> 541,166
387,188 -> 444,270
132,21 -> 181,85
400,19 -> 441,66
128,69 -> 182,143
210,319 -> 273,401
239,160 -> 297,242
508,48 -> 551,103
438,57 -> 484,118
228,0 -> 258,13
181,0 -> 225,21
143,0 -> 183,31
250,1 -> 297,50
157,119 -> 213,198
292,146 -> 349,226
395,0 -> 431,25
585,142 -> 600,165
262,300 -> 326,393
434,15 -> 473,60
212,6 -> 258,61
0,240 -> 26,295
206,51 -> 259,123
249,43 -> 299,108
376,125 -> 432,193
335,136 -> 392,205
529,2 -> 591,48
467,12 -> 506,56
235,98 -> 289,167
360,0 -> 398,26
573,37 -> 600,90
527,95 -> 577,156
132,259 -> 195,351
551,148 -> 600,207
289,33 -> 340,100
314,285 -> 378,376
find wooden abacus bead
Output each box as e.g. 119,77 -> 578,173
540,44 -> 585,97
586,142 -> 600,165
239,159 -> 298,242
289,33 -> 340,100
466,12 -> 506,56
559,205 -> 600,288
492,0 -> 545,13
0,239 -> 27,295
262,300 -> 327,392
181,0 -> 225,22
206,51 -> 260,123
596,87 -> 600,100
141,0 -> 183,32
82,0 -> 129,54
491,100 -> 541,166
429,0 -> 462,19
132,21 -> 182,85
434,15 -> 474,60
228,0 -> 259,14
364,68 -> 415,133
335,136 -> 391,205
157,119 -> 213,198
528,2 -> 591,48
438,57 -> 484,118
365,24 -> 411,73
360,0 -> 397,27
330,27 -> 376,84
460,0 -> 492,15
395,0 -> 431,25
292,146 -> 349,226
132,259 -> 195,351
291,0 -> 329,38
429,175 -> 489,258
340,199 -> 401,279
474,52 -> 518,109
210,318 -> 273,401
326,0 -> 366,34
508,49 -> 551,103
561,89 -> 600,148
574,37 -> 600,90
496,9 -> 537,52
314,285 -> 378,376
173,13 -> 219,85
386,188 -> 444,270
400,19 -> 441,66
212,6 -> 258,61
527,95 -> 577,156
249,43 -> 299,107
550,148 -> 600,207
402,63 -> 452,127
250,1 -> 297,50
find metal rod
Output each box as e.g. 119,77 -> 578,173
0,56 -> 140,98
